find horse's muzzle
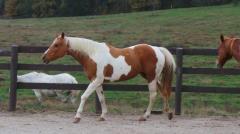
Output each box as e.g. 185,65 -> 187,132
42,55 -> 49,64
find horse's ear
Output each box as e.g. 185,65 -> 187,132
61,32 -> 65,39
220,34 -> 224,43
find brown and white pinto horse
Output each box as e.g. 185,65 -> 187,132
42,33 -> 176,123
216,34 -> 240,68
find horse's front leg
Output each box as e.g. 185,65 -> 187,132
96,86 -> 107,121
55,91 -> 68,103
69,90 -> 80,104
73,79 -> 103,123
33,89 -> 43,103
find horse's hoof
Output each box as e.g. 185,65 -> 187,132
73,117 -> 81,123
138,116 -> 147,121
168,112 -> 173,120
98,117 -> 106,121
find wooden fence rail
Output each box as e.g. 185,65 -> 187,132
0,45 -> 240,114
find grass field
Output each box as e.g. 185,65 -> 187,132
0,4 -> 240,115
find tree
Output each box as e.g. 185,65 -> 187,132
32,0 -> 58,17
4,0 -> 17,17
172,0 -> 192,8
160,0 -> 172,9
129,0 -> 160,11
106,0 -> 130,13
16,0 -> 32,17
58,0 -> 91,16
0,0 -> 4,15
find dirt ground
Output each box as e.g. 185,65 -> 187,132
0,112 -> 239,134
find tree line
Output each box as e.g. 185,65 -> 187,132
0,0 -> 236,18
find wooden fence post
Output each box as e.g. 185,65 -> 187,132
95,93 -> 101,114
8,45 -> 18,111
175,48 -> 183,115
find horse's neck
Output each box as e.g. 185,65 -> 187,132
67,37 -> 104,56
66,37 -> 109,65
231,39 -> 240,62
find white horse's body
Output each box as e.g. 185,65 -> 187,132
17,72 -> 79,103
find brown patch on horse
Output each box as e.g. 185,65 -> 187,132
229,39 -> 239,54
107,44 -> 142,81
68,49 -> 97,81
132,44 -> 158,82
107,44 -> 158,82
217,35 -> 240,68
224,38 -> 237,54
230,39 -> 240,61
103,64 -> 113,77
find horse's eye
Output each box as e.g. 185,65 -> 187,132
54,44 -> 58,48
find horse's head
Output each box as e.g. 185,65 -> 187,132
42,32 -> 69,64
216,34 -> 233,69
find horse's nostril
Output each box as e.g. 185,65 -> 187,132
42,55 -> 46,60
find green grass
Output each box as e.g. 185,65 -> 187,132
0,4 -> 240,115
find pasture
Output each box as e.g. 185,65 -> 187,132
0,4 -> 240,116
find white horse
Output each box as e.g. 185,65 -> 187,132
17,72 -> 79,104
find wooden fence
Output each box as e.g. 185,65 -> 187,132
0,45 -> 240,115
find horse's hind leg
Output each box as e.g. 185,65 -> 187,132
139,79 -> 157,121
56,91 -> 68,103
163,95 -> 170,112
69,90 -> 80,104
162,93 -> 173,120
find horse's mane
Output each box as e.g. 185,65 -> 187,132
66,37 -> 107,56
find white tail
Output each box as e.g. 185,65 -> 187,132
159,47 -> 176,73
158,47 -> 176,98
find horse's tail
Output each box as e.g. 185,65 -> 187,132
157,47 -> 176,98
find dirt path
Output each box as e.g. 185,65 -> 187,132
0,112 -> 239,134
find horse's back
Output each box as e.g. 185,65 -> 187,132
132,44 -> 165,81
102,44 -> 165,82
53,73 -> 77,83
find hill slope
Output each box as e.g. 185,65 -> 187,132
0,5 -> 239,48
0,5 -> 240,115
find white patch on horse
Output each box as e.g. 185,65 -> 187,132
150,46 -> 165,80
43,49 -> 49,55
66,37 -> 131,81
66,37 -> 104,56
102,55 -> 131,82
129,45 -> 136,49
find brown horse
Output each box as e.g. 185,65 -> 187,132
42,33 -> 176,123
216,34 -> 240,68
